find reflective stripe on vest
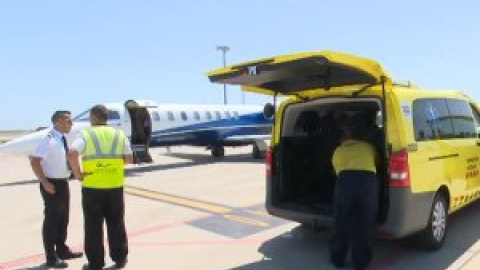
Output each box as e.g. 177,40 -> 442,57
82,127 -> 125,189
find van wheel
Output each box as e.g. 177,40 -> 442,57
417,194 -> 448,250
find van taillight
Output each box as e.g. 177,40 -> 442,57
266,147 -> 273,178
388,149 -> 410,187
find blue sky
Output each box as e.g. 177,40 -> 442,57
0,0 -> 479,130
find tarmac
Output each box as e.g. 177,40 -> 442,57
0,143 -> 480,270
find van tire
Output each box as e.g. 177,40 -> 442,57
417,193 -> 448,251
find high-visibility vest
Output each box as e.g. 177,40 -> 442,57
81,126 -> 126,188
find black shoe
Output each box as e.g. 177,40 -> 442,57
46,258 -> 68,269
58,250 -> 83,260
115,259 -> 128,269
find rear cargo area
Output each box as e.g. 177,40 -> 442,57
272,98 -> 386,220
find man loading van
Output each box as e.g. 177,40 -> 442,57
330,115 -> 379,270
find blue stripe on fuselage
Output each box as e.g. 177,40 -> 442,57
148,112 -> 272,147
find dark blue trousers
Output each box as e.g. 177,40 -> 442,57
330,171 -> 378,270
82,187 -> 128,268
39,179 -> 70,262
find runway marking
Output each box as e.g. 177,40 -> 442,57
125,185 -> 231,214
223,214 -> 270,227
0,218 -> 195,270
124,185 -> 286,238
245,209 -> 270,217
125,185 -> 273,229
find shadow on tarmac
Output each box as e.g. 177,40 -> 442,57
161,151 -> 265,164
18,264 -> 119,270
0,179 -> 38,188
0,152 -> 265,185
229,200 -> 480,270
126,152 -> 264,177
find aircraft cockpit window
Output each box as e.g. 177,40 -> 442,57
167,111 -> 174,121
205,111 -> 212,120
152,111 -> 160,122
74,109 -> 90,122
181,111 -> 188,121
107,110 -> 120,121
193,111 -> 200,121
74,109 -> 120,122
215,111 -> 221,120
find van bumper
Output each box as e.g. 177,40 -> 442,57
266,201 -> 334,227
266,187 -> 435,239
377,187 -> 435,239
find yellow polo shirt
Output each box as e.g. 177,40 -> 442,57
332,140 -> 377,175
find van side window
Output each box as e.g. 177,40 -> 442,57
205,111 -> 212,120
413,99 -> 454,141
215,111 -> 221,120
471,105 -> 480,137
470,105 -> 480,126
446,99 -> 476,138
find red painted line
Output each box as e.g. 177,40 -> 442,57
0,219 -> 193,270
127,220 -> 187,238
0,254 -> 44,270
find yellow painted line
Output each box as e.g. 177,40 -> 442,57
223,214 -> 269,227
245,209 -> 270,217
125,186 -> 231,214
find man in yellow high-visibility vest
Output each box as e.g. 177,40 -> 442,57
68,105 -> 133,270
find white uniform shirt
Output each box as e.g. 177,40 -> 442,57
70,130 -> 133,155
31,128 -> 70,179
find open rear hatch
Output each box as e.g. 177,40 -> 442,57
208,50 -> 392,222
207,50 -> 391,96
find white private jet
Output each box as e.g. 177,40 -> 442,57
0,99 -> 273,163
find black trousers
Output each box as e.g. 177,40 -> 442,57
330,171 -> 378,270
82,187 -> 128,268
39,179 -> 70,261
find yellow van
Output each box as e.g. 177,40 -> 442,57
207,50 -> 480,250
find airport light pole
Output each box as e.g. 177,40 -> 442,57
216,45 -> 230,105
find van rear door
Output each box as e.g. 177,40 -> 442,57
207,50 -> 392,96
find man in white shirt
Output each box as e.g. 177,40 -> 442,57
30,110 -> 83,269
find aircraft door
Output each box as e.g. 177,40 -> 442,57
125,100 -> 155,163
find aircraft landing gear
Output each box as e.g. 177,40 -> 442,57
252,140 -> 267,159
211,145 -> 225,158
